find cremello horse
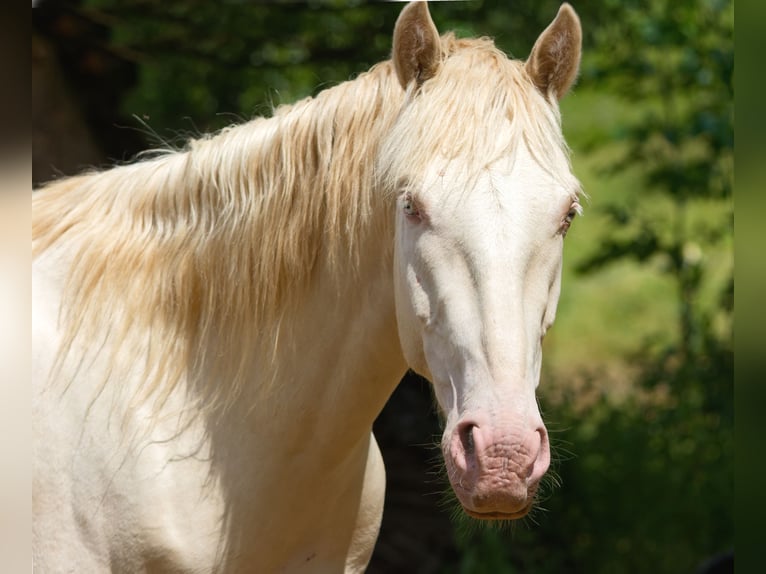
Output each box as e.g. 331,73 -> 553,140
32,2 -> 582,572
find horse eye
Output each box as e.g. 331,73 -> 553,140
402,193 -> 421,220
561,206 -> 578,237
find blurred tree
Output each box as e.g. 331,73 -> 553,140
79,0 -> 584,137
576,0 -> 734,464
579,0 -> 733,361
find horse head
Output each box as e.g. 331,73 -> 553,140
383,1 -> 582,520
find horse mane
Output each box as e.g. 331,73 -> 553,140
379,34 -> 580,198
33,34 -> 579,414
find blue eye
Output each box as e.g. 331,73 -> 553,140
402,192 -> 421,220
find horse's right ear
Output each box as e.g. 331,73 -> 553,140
392,2 -> 441,90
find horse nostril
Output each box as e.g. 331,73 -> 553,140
458,423 -> 477,457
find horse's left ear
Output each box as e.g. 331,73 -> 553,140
525,3 -> 582,101
392,2 -> 441,90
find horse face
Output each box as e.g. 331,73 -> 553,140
392,142 -> 579,519
388,0 -> 582,522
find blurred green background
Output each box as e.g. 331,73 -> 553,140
33,0 -> 733,572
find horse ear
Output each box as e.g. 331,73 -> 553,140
525,3 -> 582,101
392,2 -> 441,90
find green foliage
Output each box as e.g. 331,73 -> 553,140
578,0 -> 733,357
82,0 -> 575,137
85,0 -> 404,136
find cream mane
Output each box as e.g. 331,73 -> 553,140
379,35 -> 580,199
33,34 -> 578,413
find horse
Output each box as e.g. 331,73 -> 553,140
32,2 -> 583,572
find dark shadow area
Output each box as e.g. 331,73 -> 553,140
370,372 -> 458,574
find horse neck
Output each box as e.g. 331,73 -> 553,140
190,65 -> 409,449
246,226 -> 406,454
34,60 -> 409,457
